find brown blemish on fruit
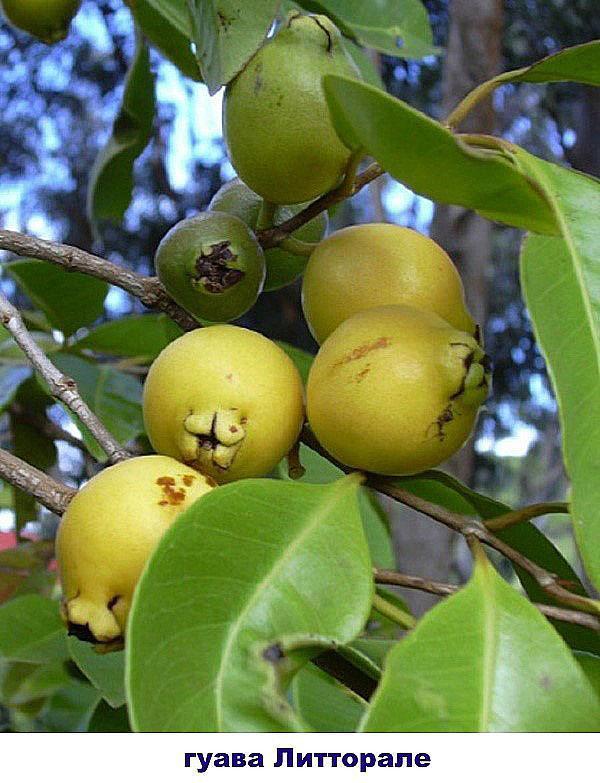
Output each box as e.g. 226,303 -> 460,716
355,365 -> 371,383
226,373 -> 233,381
427,405 -> 455,442
230,425 -> 238,433
182,475 -> 195,487
194,241 -> 245,293
156,476 -> 187,506
336,337 -> 390,366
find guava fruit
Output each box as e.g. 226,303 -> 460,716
155,211 -> 266,323
223,12 -> 360,204
1,0 -> 81,43
57,455 -> 215,646
143,325 -> 305,482
302,224 -> 477,344
306,305 -> 491,475
209,178 -> 328,290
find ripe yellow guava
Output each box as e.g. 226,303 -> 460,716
143,325 -> 305,482
223,12 -> 360,204
1,0 -> 81,43
306,305 -> 491,475
155,211 -> 266,323
57,455 -> 215,646
302,224 -> 477,344
208,178 -> 328,291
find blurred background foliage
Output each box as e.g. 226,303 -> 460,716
0,0 -> 599,631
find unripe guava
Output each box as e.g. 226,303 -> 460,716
209,179 -> 328,290
143,325 -> 305,482
156,212 -> 266,323
223,13 -> 360,204
1,0 -> 81,43
57,455 -> 215,646
302,224 -> 477,344
306,305 -> 491,475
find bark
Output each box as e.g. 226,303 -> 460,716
391,0 -> 504,615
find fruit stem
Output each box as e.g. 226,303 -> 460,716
338,147 -> 366,197
372,592 -> 416,630
484,501 -> 569,532
256,199 -> 277,230
279,236 -> 318,257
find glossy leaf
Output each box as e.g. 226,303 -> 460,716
87,701 -> 131,732
389,471 -> 598,654
323,75 -> 557,234
73,314 -> 183,363
127,476 -> 373,731
187,0 -> 279,94
0,596 -> 67,664
518,152 -> 600,591
51,354 -> 144,460
575,652 -> 600,699
68,638 -> 126,709
7,259 -> 107,337
297,0 -> 438,59
361,557 -> 600,731
87,36 -> 155,223
292,664 -> 365,731
129,1 -> 201,80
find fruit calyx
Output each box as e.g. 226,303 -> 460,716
178,408 -> 247,472
287,11 -> 335,52
192,241 -> 245,293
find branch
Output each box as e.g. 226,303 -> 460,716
0,293 -> 130,464
374,568 -> 600,632
0,229 -> 198,332
299,427 -> 600,618
0,447 -> 75,516
257,162 -> 384,249
485,502 -> 569,531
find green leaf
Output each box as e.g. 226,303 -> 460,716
0,596 -> 68,664
51,354 -> 144,460
0,332 -> 60,362
187,0 -> 279,94
127,475 -> 373,731
575,652 -> 600,699
87,35 -> 155,223
323,75 -> 558,234
297,0 -> 439,59
389,471 -> 599,654
0,366 -> 30,413
276,342 -> 314,384
72,314 -> 183,363
87,701 -> 131,732
361,556 -> 600,731
129,1 -> 201,80
0,661 -> 71,706
517,152 -> 600,591
68,638 -> 126,709
40,680 -> 100,732
292,663 -> 365,731
341,39 -> 385,90
6,259 -> 107,338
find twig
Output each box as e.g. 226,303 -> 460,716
0,447 -> 75,516
299,427 -> 600,618
485,502 -> 569,531
257,162 -> 384,249
374,568 -> 600,632
372,591 -> 416,630
0,229 -> 198,332
0,293 -> 130,464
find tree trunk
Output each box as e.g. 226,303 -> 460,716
391,0 -> 504,616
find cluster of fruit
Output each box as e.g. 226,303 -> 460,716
51,12 -> 491,647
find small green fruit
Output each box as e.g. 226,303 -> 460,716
155,211 -> 266,323
209,179 -> 328,290
57,455 -> 215,646
223,13 -> 360,204
302,224 -> 477,344
306,305 -> 491,475
1,0 -> 81,43
143,325 -> 305,483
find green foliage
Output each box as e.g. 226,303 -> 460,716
0,595 -> 67,664
72,314 -> 183,363
87,35 -> 155,224
126,476 -> 373,730
361,556 -> 600,731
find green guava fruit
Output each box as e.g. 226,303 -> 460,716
209,179 -> 328,290
223,12 -> 360,204
155,211 -> 266,323
1,0 -> 81,43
